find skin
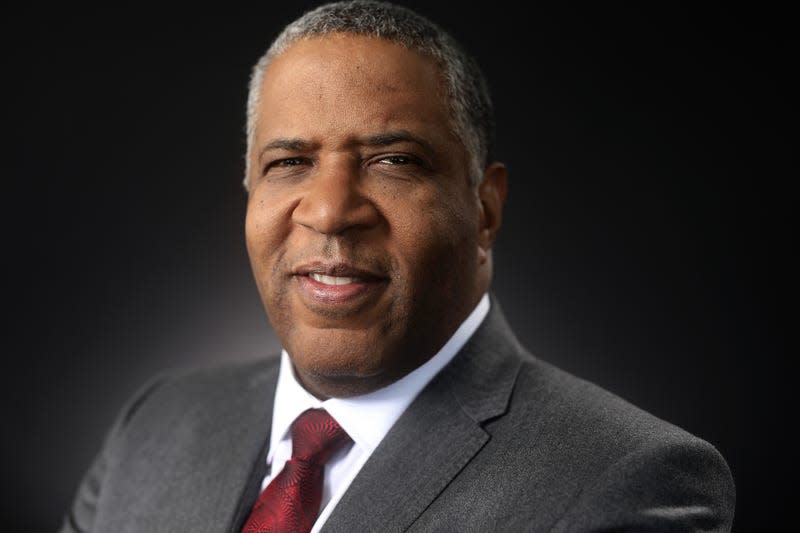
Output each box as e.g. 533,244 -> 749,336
245,34 -> 507,399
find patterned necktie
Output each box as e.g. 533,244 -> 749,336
240,408 -> 352,533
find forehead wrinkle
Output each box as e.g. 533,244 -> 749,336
257,82 -> 420,140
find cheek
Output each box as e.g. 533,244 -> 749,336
245,194 -> 291,277
385,188 -> 479,284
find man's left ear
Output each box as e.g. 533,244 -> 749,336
477,162 -> 508,264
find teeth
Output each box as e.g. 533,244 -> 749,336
309,273 -> 357,285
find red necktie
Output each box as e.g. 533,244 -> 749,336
240,408 -> 352,533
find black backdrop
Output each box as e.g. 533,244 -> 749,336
6,3 -> 790,531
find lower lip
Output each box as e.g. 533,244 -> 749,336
295,275 -> 386,307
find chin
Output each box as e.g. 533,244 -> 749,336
288,328 -> 392,376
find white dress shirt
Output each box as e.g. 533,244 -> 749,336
262,292 -> 490,533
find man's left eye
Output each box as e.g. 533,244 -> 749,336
378,155 -> 414,165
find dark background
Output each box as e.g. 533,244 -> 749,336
6,3 -> 790,531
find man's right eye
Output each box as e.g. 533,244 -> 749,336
263,157 -> 309,176
272,157 -> 305,168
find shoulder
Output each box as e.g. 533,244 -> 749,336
512,354 -> 694,446
508,351 -> 733,476
499,353 -> 736,531
114,355 -> 281,433
59,355 -> 281,533
73,355 -> 282,479
454,295 -> 734,500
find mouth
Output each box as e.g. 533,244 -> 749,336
308,272 -> 362,286
291,261 -> 389,310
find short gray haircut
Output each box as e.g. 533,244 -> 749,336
244,0 -> 495,188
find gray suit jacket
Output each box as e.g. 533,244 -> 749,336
62,298 -> 736,532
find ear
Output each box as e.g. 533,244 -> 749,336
477,162 -> 508,265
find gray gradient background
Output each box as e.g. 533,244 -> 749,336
6,3 -> 789,532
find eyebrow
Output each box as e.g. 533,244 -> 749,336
257,139 -> 314,164
362,131 -> 434,153
257,130 -> 435,164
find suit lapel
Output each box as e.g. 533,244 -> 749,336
321,297 -> 524,532
154,358 -> 279,533
224,363 -> 280,532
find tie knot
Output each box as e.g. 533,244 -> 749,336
290,408 -> 351,464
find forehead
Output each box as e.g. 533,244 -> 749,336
254,34 -> 453,141
264,33 -> 445,92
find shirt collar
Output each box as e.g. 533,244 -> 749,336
269,293 -> 490,460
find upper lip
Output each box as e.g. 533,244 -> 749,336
292,261 -> 388,281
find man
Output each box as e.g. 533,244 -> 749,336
62,1 -> 736,531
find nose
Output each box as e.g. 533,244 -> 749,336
292,157 -> 380,235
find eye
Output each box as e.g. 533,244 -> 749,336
368,153 -> 431,183
272,157 -> 306,168
377,155 -> 416,165
262,157 -> 311,177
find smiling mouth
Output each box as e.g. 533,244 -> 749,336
292,261 -> 389,310
308,273 -> 360,285
293,260 -> 387,282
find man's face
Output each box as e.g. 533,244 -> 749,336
246,34 -> 503,398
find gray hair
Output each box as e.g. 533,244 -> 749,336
244,0 -> 495,188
